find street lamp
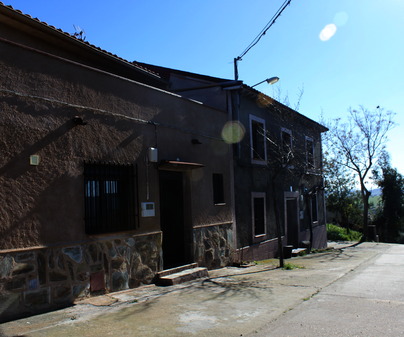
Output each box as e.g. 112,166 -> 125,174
251,76 -> 280,88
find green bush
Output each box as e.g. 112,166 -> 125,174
327,224 -> 362,241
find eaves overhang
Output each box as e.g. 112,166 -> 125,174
241,84 -> 328,133
0,2 -> 165,85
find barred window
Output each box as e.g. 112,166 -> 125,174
84,163 -> 136,234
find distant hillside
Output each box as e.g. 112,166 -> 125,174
371,188 -> 382,196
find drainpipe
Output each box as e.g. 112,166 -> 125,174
308,193 -> 313,253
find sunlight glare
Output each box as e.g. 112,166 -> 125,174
221,121 -> 245,144
334,11 -> 348,27
319,23 -> 337,41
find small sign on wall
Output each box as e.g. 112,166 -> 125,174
30,155 -> 40,166
141,202 -> 155,217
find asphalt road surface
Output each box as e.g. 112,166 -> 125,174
2,242 -> 403,337
252,244 -> 404,336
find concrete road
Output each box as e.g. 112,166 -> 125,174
252,244 -> 404,336
1,242 -> 399,337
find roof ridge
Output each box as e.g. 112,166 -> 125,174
0,2 -> 160,78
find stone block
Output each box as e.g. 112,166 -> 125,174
73,284 -> 89,298
90,264 -> 103,273
28,278 -> 39,290
12,263 -> 35,276
37,253 -> 47,285
15,252 -> 35,262
56,253 -> 65,270
90,270 -> 105,292
0,292 -> 21,320
88,244 -> 99,262
111,271 -> 128,291
67,261 -> 74,280
5,277 -> 26,291
53,285 -> 72,303
24,288 -> 50,306
0,256 -> 14,278
62,246 -> 82,263
111,257 -> 126,270
49,270 -> 68,282
77,272 -> 89,282
126,238 -> 135,247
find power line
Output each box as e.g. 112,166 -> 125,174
234,0 -> 292,79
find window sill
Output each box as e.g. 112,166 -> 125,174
253,233 -> 267,243
254,234 -> 266,238
251,159 -> 267,165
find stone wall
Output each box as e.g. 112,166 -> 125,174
236,238 -> 281,264
193,223 -> 234,269
0,232 -> 162,323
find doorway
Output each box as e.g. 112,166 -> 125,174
285,193 -> 299,247
159,170 -> 190,269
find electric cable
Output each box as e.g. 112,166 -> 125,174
236,0 -> 292,61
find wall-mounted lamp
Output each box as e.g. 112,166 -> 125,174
251,76 -> 280,88
73,116 -> 87,126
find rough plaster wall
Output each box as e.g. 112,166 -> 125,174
0,40 -> 234,250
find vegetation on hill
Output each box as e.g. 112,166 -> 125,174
327,224 -> 363,242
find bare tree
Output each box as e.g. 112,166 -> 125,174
272,84 -> 304,111
323,106 -> 396,239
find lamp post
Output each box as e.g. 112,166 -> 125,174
251,77 -> 280,88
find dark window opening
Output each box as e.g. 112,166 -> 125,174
212,173 -> 225,205
253,195 -> 266,236
306,138 -> 315,168
84,163 -> 136,234
311,193 -> 318,222
281,130 -> 292,152
251,120 -> 266,161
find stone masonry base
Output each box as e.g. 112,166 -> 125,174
0,232 -> 162,323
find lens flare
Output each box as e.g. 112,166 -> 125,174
319,23 -> 337,41
334,12 -> 348,27
221,121 -> 245,144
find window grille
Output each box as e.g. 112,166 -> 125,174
84,163 -> 136,234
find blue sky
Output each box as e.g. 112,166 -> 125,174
6,0 -> 404,174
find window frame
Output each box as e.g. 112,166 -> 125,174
249,115 -> 267,164
252,192 -> 267,238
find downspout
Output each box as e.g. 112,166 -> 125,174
308,193 -> 313,253
227,89 -> 238,259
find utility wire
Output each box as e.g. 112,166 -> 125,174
236,0 -> 292,61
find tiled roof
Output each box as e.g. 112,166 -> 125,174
0,2 -> 161,79
133,61 -> 231,83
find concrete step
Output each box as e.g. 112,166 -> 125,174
155,264 -> 208,286
156,263 -> 198,278
292,248 -> 307,256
